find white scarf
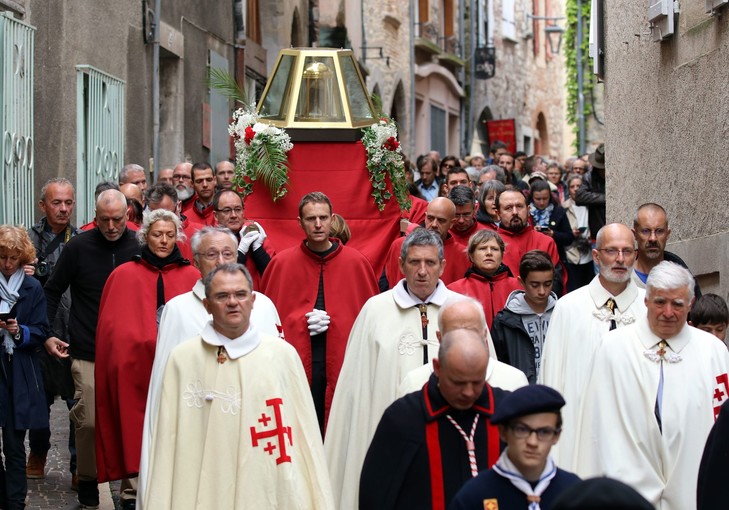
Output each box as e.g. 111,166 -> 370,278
492,447 -> 557,510
0,268 -> 24,354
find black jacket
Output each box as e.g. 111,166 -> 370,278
491,307 -> 538,384
44,228 -> 140,361
575,169 -> 606,238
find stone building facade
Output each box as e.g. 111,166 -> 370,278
601,1 -> 729,297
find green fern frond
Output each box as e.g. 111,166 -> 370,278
250,138 -> 290,200
207,68 -> 248,106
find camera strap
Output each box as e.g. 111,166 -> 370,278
39,226 -> 71,260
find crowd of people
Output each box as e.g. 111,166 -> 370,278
0,142 -> 727,510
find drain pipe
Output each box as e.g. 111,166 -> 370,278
152,0 -> 161,181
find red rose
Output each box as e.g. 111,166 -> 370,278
383,136 -> 399,151
244,126 -> 255,145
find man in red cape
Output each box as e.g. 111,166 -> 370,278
383,197 -> 470,288
496,189 -> 567,296
260,192 -> 377,432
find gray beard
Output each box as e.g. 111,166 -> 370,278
176,186 -> 194,201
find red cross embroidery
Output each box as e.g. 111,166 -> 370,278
250,398 -> 293,464
713,373 -> 729,419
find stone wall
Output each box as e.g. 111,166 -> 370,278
603,1 -> 729,297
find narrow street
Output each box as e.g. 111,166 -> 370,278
25,398 -> 118,510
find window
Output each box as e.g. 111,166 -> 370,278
502,0 -> 516,41
0,13 -> 34,225
430,105 -> 446,158
76,66 -> 125,221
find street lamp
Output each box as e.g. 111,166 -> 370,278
526,14 -> 566,55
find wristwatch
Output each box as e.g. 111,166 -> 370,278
13,331 -> 20,341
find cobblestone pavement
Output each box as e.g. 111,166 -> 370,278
25,398 -> 119,510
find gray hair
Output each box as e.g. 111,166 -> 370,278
119,163 -> 145,184
190,226 -> 237,263
481,165 -> 506,184
96,189 -> 126,211
203,263 -> 253,298
646,261 -> 695,303
400,227 -> 444,261
145,182 -> 178,207
437,295 -> 487,334
137,209 -> 184,245
478,179 -> 506,207
447,184 -> 475,206
40,178 -> 74,201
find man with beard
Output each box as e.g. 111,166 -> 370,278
182,162 -> 217,226
496,189 -> 566,296
383,197 -> 471,287
171,162 -> 195,210
539,223 -> 646,471
632,202 -> 701,297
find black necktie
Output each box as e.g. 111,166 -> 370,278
605,298 -> 617,330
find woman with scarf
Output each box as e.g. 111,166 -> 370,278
0,226 -> 48,510
94,209 -> 200,509
528,179 -> 574,272
448,230 -> 522,328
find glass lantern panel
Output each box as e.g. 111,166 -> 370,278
294,56 -> 345,122
259,54 -> 295,120
340,55 -> 374,123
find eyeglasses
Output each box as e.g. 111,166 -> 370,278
636,228 -> 667,238
216,207 -> 243,215
197,250 -> 236,261
211,290 -> 251,304
509,423 -> 561,441
172,174 -> 191,181
597,248 -> 636,257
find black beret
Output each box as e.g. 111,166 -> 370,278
551,477 -> 655,510
490,384 -> 565,425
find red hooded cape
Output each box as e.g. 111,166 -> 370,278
94,257 -> 200,481
447,269 -> 522,328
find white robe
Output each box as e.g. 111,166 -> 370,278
138,280 -> 281,507
576,320 -> 729,510
142,323 -> 334,510
325,280 -> 488,510
397,358 -> 528,396
538,276 -> 646,469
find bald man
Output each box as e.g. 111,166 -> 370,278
43,189 -> 141,508
398,296 -> 528,395
539,223 -> 647,471
383,197 -> 471,287
360,328 -> 508,510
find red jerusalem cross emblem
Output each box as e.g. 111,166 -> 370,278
713,373 -> 729,419
250,398 -> 293,464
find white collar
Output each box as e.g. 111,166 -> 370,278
588,275 -> 640,311
392,279 -> 449,309
635,315 -> 691,354
192,279 -> 205,302
200,321 -> 261,359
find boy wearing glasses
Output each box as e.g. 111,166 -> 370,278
450,385 -> 580,510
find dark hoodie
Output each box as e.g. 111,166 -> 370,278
491,289 -> 557,384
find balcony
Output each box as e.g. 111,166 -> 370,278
414,22 -> 464,68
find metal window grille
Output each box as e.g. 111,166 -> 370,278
0,13 -> 34,226
76,66 -> 125,222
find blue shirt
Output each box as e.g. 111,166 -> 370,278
417,181 -> 438,201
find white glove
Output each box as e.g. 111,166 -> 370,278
251,222 -> 267,251
237,231 -> 260,255
306,309 -> 330,336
